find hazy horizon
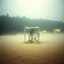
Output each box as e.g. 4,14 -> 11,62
0,0 -> 64,21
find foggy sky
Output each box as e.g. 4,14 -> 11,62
0,0 -> 64,21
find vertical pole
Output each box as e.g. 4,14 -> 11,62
28,29 -> 29,40
24,27 -> 26,42
38,28 -> 40,41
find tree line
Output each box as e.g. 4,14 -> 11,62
0,14 -> 64,35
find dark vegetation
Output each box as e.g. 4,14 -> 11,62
0,14 -> 64,35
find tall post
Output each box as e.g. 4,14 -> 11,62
38,28 -> 40,41
24,27 -> 26,42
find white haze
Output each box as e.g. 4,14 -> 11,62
0,0 -> 64,21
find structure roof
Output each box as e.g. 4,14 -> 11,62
25,26 -> 39,29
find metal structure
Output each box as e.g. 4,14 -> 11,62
24,26 -> 40,42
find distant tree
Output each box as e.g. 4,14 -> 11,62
6,13 -> 9,17
0,14 -> 64,35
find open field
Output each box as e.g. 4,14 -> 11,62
0,33 -> 64,64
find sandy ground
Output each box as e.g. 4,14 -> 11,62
0,33 -> 64,64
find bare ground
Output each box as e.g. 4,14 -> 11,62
0,33 -> 64,64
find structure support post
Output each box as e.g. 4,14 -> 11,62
24,27 -> 26,42
38,28 -> 40,41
